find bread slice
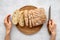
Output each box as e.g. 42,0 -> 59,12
18,11 -> 24,27
24,10 -> 28,26
12,10 -> 19,24
28,10 -> 33,28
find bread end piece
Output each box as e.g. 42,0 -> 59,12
12,10 -> 19,25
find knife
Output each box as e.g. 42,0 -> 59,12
48,6 -> 51,35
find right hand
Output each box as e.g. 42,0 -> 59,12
47,19 -> 56,35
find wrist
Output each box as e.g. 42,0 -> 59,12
51,33 -> 56,36
6,30 -> 11,34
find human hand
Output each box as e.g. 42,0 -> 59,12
47,19 -> 56,35
4,14 -> 12,31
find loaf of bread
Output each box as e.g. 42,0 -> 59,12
12,8 -> 46,28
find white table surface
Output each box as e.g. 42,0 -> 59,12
0,0 -> 60,40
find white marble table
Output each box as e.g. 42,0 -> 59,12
0,0 -> 60,40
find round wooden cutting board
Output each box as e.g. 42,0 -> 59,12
16,5 -> 44,35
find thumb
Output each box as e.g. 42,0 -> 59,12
8,14 -> 11,24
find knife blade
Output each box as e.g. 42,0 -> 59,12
48,6 -> 51,20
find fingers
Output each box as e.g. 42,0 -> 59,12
48,19 -> 54,25
4,14 -> 11,24
9,18 -> 11,24
50,19 -> 56,28
48,19 -> 52,28
49,20 -> 51,25
51,20 -> 56,30
50,19 -> 55,24
48,19 -> 53,30
48,19 -> 56,32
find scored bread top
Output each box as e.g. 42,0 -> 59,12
12,8 -> 46,28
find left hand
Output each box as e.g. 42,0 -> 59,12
4,14 -> 12,30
